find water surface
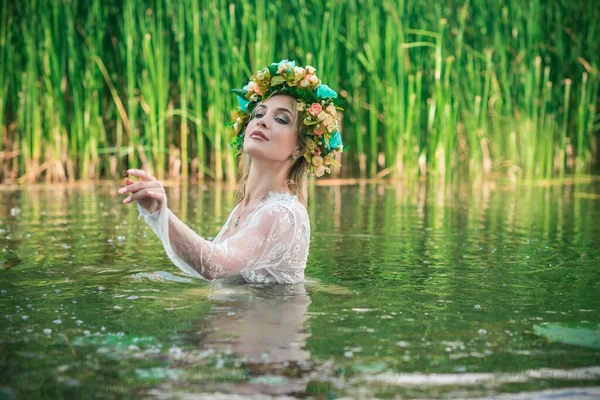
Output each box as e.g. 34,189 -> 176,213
1,179 -> 599,398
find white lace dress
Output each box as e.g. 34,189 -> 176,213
137,191 -> 310,284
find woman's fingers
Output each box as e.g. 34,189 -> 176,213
126,188 -> 163,203
127,169 -> 155,182
119,180 -> 160,195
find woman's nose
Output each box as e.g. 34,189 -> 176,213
257,118 -> 267,128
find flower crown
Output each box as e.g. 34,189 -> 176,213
229,59 -> 346,177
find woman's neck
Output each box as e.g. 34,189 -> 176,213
242,158 -> 291,206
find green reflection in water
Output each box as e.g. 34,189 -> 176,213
0,179 -> 599,398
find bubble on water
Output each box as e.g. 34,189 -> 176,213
55,290 -> 61,294
44,329 -> 52,335
169,347 -> 183,358
53,319 -> 62,325
117,236 -> 125,242
5,315 -> 11,321
16,305 -> 21,310
478,328 -> 487,335
52,284 -> 56,288
25,297 -> 30,302
83,330 -> 90,336
101,326 -> 106,331
22,315 -> 29,320
72,300 -> 77,304
126,295 -> 139,300
10,207 -> 21,216
215,358 -> 225,368
26,304 -> 33,309
98,287 -> 105,291
113,306 -> 122,310
43,294 -> 47,297
107,239 -> 113,244
344,351 -> 354,358
129,345 -> 140,351
474,304 -> 481,309
0,289 -> 6,294
76,320 -> 83,326
61,244 -> 71,250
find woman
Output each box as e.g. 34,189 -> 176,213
119,60 -> 345,284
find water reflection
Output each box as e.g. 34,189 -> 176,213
192,283 -> 311,364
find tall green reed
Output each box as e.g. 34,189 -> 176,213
1,0 -> 598,183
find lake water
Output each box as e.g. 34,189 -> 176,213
1,179 -> 599,399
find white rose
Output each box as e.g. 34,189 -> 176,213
312,155 -> 323,167
314,165 -> 325,177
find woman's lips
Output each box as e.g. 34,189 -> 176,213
250,130 -> 269,141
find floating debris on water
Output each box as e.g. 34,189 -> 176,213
131,271 -> 193,283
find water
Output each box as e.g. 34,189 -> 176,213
1,179 -> 599,399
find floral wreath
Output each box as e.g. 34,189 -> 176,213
229,59 -> 347,177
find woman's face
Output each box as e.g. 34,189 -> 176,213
243,94 -> 299,162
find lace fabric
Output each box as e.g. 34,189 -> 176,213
137,191 -> 310,284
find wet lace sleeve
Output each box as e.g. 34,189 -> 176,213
137,200 -> 306,282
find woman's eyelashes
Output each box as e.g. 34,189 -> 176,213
254,112 -> 289,125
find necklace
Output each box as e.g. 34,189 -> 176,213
233,193 -> 271,229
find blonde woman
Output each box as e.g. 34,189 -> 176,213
120,60 -> 345,284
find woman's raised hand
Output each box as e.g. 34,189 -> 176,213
119,169 -> 166,213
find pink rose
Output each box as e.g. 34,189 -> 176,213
308,103 -> 323,116
314,127 -> 324,136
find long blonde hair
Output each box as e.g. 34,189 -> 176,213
236,92 -> 309,206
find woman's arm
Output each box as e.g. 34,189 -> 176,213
121,169 -> 301,282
